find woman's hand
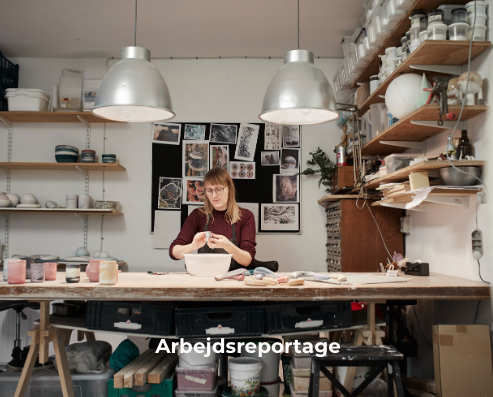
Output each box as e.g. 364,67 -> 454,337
191,232 -> 207,251
208,233 -> 233,251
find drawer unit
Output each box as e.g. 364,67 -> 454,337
324,199 -> 403,272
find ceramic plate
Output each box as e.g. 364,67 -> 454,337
16,204 -> 41,208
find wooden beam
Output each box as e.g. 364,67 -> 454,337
135,352 -> 168,386
148,353 -> 179,384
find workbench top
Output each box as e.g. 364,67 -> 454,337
0,272 -> 489,301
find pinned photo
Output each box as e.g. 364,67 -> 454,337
282,125 -> 300,147
158,178 -> 183,209
230,161 -> 255,179
210,124 -> 238,144
183,141 -> 209,177
184,124 -> 206,140
273,174 -> 299,203
280,148 -> 300,174
234,123 -> 259,162
183,178 -> 205,204
153,123 -> 181,145
264,123 -> 282,150
210,145 -> 229,172
261,204 -> 299,231
261,151 -> 280,166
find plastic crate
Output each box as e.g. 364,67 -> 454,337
0,366 -> 114,397
176,385 -> 218,397
175,302 -> 264,337
383,154 -> 420,174
263,301 -> 353,334
0,52 -> 19,111
108,373 -> 174,397
176,363 -> 217,391
85,301 -> 176,335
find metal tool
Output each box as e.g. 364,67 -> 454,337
424,76 -> 457,126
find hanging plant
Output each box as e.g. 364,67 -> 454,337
297,147 -> 337,193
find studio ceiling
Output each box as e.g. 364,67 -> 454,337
0,0 -> 363,59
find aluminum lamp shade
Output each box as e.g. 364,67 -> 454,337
92,46 -> 175,122
259,50 -> 338,125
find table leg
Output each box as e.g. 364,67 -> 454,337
14,331 -> 39,397
51,329 -> 75,397
85,331 -> 96,341
343,329 -> 364,392
367,302 -> 376,345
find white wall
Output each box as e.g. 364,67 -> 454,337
0,57 -> 342,274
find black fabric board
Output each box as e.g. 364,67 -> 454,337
151,123 -> 301,233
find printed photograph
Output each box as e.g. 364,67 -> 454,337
264,123 -> 282,150
158,177 -> 182,209
210,145 -> 229,172
282,125 -> 300,147
183,178 -> 205,204
280,148 -> 300,174
234,123 -> 259,162
261,204 -> 299,231
273,174 -> 299,203
183,141 -> 209,177
210,124 -> 238,144
153,123 -> 181,145
261,151 -> 280,166
184,124 -> 206,140
230,161 -> 255,179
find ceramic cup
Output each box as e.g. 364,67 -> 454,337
66,194 -> 78,209
8,259 -> 26,284
78,195 -> 91,209
81,149 -> 96,163
99,260 -> 118,285
86,259 -> 101,282
66,264 -> 81,283
44,262 -> 57,281
102,154 -> 117,164
30,263 -> 45,283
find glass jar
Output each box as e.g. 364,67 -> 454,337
410,11 -> 426,29
428,9 -> 445,25
449,22 -> 469,41
451,7 -> 467,24
420,16 -> 428,32
427,22 -> 447,40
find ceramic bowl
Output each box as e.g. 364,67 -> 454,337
6,193 -> 20,207
75,247 -> 90,257
95,201 -> 119,210
0,198 -> 11,207
55,145 -> 79,163
184,254 -> 232,277
81,150 -> 96,163
20,193 -> 39,205
102,154 -> 117,163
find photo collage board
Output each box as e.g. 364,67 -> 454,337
151,122 -> 302,234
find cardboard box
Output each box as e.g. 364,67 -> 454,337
433,324 -> 493,397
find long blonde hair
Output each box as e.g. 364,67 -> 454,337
199,167 -> 242,224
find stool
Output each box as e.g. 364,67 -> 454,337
307,345 -> 405,397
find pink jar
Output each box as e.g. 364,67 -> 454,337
8,259 -> 26,284
86,259 -> 101,282
44,262 -> 58,281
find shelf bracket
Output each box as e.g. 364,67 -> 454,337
379,203 -> 427,212
0,167 -> 10,176
74,213 -> 88,249
0,213 -> 10,220
380,141 -> 424,150
0,117 -> 12,129
410,120 -> 466,130
2,214 -> 9,260
75,166 -> 88,177
424,196 -> 469,207
410,64 -> 463,75
77,116 -> 90,130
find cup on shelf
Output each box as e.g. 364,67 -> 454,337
66,194 -> 78,209
102,154 -> 117,164
81,149 -> 96,163
78,195 -> 92,209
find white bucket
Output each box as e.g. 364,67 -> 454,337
229,357 -> 263,396
261,378 -> 281,397
241,339 -> 281,383
178,343 -> 217,368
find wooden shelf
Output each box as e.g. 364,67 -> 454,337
350,0 -> 483,90
363,160 -> 485,190
318,194 -> 376,205
0,162 -> 125,171
361,104 -> 488,156
0,111 -> 122,123
358,40 -> 491,114
0,208 -> 122,215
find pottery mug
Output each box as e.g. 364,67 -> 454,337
86,259 -> 101,282
66,195 -> 78,209
66,264 -> 81,283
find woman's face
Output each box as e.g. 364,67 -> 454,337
205,183 -> 229,211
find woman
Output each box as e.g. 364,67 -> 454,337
170,167 -> 256,269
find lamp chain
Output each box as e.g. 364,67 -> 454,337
134,0 -> 138,46
297,0 -> 300,49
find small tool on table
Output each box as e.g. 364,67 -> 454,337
147,271 -> 169,275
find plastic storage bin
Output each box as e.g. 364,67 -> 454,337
289,382 -> 333,397
451,8 -> 467,24
85,301 -> 176,335
263,301 -> 353,334
291,367 -> 333,391
467,12 -> 487,27
468,25 -> 487,41
0,52 -> 19,111
176,385 -> 218,397
108,373 -> 174,397
176,363 -> 217,391
0,366 -> 114,397
175,302 -> 264,337
427,22 -> 447,40
384,154 -> 420,174
449,22 -> 469,41
466,1 -> 488,17
5,88 -> 49,111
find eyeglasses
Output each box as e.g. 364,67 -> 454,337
205,187 -> 226,196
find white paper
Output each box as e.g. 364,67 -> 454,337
282,125 -> 300,147
261,203 -> 299,231
264,123 -> 282,150
237,202 -> 259,233
153,122 -> 181,145
310,274 -> 412,285
405,185 -> 484,209
235,123 -> 259,161
153,210 -> 181,249
229,161 -> 255,179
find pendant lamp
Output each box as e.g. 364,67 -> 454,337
259,2 -> 338,125
92,1 -> 174,122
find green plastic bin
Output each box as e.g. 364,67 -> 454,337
108,373 -> 175,397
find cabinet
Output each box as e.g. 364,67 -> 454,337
330,166 -> 355,194
325,199 -> 403,272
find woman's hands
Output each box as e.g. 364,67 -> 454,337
207,233 -> 233,251
190,232 -> 207,251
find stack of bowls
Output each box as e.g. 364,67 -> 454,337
55,145 -> 79,163
102,154 -> 117,163
81,149 -> 96,163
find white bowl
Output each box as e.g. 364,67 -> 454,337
178,347 -> 217,368
20,193 -> 38,205
184,254 -> 232,277
0,199 -> 11,207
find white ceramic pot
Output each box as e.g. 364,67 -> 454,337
178,346 -> 217,368
184,254 -> 232,277
229,357 -> 262,396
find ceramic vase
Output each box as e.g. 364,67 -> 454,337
86,259 -> 101,282
30,263 -> 45,283
66,264 -> 80,283
44,262 -> 57,281
8,259 -> 26,284
78,195 -> 91,209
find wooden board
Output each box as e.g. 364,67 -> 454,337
362,160 -> 485,190
0,162 -> 125,171
349,0 -> 486,89
0,208 -> 122,215
358,41 -> 491,114
135,352 -> 168,386
114,350 -> 154,389
1,272 -> 489,301
148,354 -> 179,384
0,111 -> 122,123
318,195 -> 377,204
361,105 -> 488,156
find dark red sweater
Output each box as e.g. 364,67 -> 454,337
169,208 -> 256,261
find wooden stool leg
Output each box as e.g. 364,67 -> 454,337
392,361 -> 405,397
343,329 -> 365,392
61,329 -> 73,346
84,331 -> 96,341
14,331 -> 40,397
51,329 -> 76,397
77,330 -> 84,341
386,363 -> 394,397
